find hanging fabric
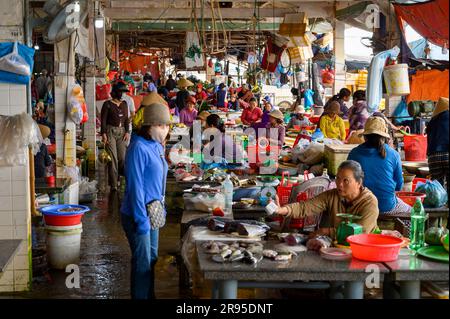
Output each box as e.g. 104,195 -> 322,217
261,38 -> 284,73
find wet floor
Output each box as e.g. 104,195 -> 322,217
2,190 -> 183,299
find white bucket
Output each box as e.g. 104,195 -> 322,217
45,223 -> 82,270
383,63 -> 410,96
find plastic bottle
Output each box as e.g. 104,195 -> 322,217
409,198 -> 426,251
223,174 -> 234,215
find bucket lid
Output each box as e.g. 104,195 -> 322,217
39,204 -> 90,216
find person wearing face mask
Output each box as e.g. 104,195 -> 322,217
120,103 -> 171,299
101,82 -> 131,191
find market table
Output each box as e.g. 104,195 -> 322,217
382,248 -> 449,299
0,240 -> 23,274
196,240 -> 389,299
35,178 -> 71,195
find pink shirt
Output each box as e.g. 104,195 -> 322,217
241,107 -> 263,126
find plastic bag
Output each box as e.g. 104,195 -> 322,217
0,113 -> 42,166
415,180 -> 448,208
183,193 -> 225,212
0,42 -> 31,76
298,143 -> 324,165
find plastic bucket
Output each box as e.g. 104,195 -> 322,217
412,178 -> 428,192
404,134 -> 427,162
45,224 -> 82,269
383,63 -> 410,96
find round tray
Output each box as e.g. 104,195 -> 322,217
417,246 -> 449,263
320,247 -> 352,261
39,204 -> 90,216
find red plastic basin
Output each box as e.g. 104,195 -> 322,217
347,234 -> 403,262
396,191 -> 426,206
44,214 -> 83,226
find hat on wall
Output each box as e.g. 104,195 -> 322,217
432,97 -> 449,118
141,91 -> 168,107
363,116 -> 390,138
177,78 -> 194,88
142,103 -> 172,126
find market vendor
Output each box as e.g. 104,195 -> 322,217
203,114 -> 244,164
34,124 -> 52,179
426,97 -> 449,190
320,101 -> 346,141
237,83 -> 254,103
216,83 -> 227,108
348,90 -> 369,132
324,88 -> 351,119
165,74 -> 177,91
176,78 -> 193,111
179,96 -> 198,127
266,110 -> 286,147
132,92 -> 168,131
287,105 -> 311,129
260,96 -> 274,125
273,160 -> 379,249
348,117 -> 408,216
227,94 -> 240,111
195,83 -> 208,101
241,98 -> 263,126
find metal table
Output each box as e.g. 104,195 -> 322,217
196,241 -> 389,299
382,248 -> 449,299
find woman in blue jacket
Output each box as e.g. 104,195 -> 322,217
120,103 -> 171,299
348,116 -> 410,216
426,97 -> 449,191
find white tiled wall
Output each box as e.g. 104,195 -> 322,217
83,77 -> 97,169
0,83 -> 31,292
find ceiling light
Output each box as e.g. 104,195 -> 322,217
208,25 -> 211,29
170,26 -> 174,30
34,44 -> 40,50
95,16 -> 104,29
151,60 -> 156,64
73,1 -> 80,13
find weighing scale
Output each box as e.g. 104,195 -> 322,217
336,214 -> 363,246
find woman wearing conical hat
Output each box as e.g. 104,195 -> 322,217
426,97 -> 449,190
175,77 -> 193,112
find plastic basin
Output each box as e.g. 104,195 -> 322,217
396,191 -> 426,206
412,178 -> 428,192
347,234 -> 403,262
39,205 -> 89,226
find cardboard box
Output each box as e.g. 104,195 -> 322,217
283,12 -> 308,24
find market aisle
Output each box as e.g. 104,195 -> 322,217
1,191 -> 181,299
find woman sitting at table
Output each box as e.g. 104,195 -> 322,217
347,117 -> 408,216
227,94 -> 240,111
273,160 -> 379,250
260,96 -> 275,126
287,106 -> 311,129
202,114 -> 244,164
237,84 -> 254,103
195,83 -> 208,102
216,83 -> 228,108
179,96 -> 198,127
320,101 -> 346,141
348,90 -> 369,132
265,110 -> 286,147
35,124 -> 52,179
241,98 -> 263,126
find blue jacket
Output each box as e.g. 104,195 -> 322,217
120,135 -> 168,234
348,144 -> 403,213
426,110 -> 449,155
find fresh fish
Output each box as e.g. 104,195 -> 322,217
221,249 -> 232,259
230,254 -> 244,262
262,249 -> 278,259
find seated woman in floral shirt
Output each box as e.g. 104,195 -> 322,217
348,90 -> 369,132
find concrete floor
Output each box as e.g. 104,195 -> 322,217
1,188 -> 388,299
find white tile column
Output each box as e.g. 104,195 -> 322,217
333,20 -> 346,94
83,76 -> 97,176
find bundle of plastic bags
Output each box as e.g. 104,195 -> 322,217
0,113 -> 43,166
415,180 -> 448,208
183,193 -> 225,212
79,177 -> 98,196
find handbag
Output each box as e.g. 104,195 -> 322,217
146,200 -> 166,230
146,152 -> 167,230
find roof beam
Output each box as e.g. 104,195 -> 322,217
104,8 -> 297,20
111,21 -> 280,32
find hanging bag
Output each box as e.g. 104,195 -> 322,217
0,41 -> 31,76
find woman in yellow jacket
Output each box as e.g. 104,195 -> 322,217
320,101 -> 346,141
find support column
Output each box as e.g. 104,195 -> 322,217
83,76 -> 97,179
54,35 -> 77,180
333,20 -> 346,95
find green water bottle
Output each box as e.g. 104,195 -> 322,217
409,198 -> 426,251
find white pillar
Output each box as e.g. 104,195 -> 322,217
333,21 -> 346,95
83,76 -> 97,176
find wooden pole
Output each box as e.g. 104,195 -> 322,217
29,147 -> 37,217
